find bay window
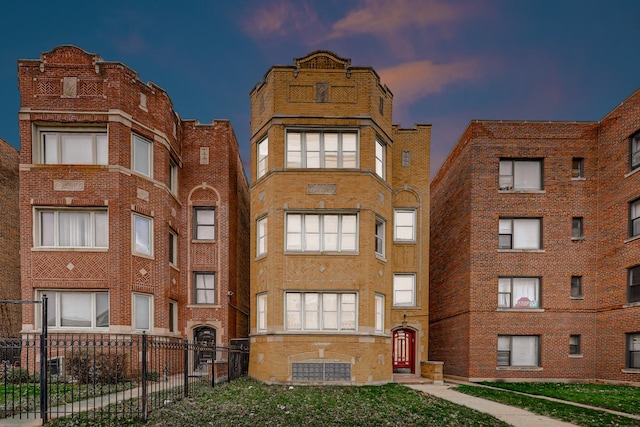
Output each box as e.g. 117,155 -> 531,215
257,137 -> 268,179
36,208 -> 108,248
285,292 -> 357,331
286,213 -> 357,252
257,216 -> 267,256
39,128 -> 108,165
375,139 -> 385,178
132,134 -> 152,177
286,130 -> 358,168
375,294 -> 384,332
133,293 -> 152,331
257,293 -> 267,332
498,277 -> 540,309
40,290 -> 109,329
133,213 -> 153,256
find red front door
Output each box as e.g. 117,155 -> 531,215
392,328 -> 415,373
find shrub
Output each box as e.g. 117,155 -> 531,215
146,370 -> 159,382
0,366 -> 38,384
65,349 -> 128,384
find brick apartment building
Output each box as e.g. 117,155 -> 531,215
0,138 -> 20,337
17,46 -> 249,349
248,51 -> 433,384
430,88 -> 640,383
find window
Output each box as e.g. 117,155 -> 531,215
499,218 -> 541,250
630,199 -> 640,238
629,265 -> 640,304
499,159 -> 542,191
133,213 -> 153,256
571,276 -> 583,298
375,217 -> 385,256
169,230 -> 178,265
133,293 -> 152,331
194,208 -> 215,240
257,216 -> 267,256
257,293 -> 267,332
194,273 -> 216,304
570,335 -> 581,355
40,129 -> 108,165
572,158 -> 584,178
40,291 -> 109,329
631,131 -> 640,171
285,213 -> 357,252
572,217 -> 584,239
375,139 -> 385,178
393,274 -> 416,306
286,131 -> 357,169
169,158 -> 178,194
628,333 -> 640,369
36,208 -> 108,248
497,335 -> 540,367
132,134 -> 152,177
374,294 -> 384,332
169,300 -> 177,333
285,292 -> 356,331
257,137 -> 268,179
498,277 -> 540,309
394,209 -> 416,242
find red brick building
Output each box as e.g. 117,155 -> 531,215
17,46 -> 249,348
0,138 -> 20,337
430,89 -> 640,383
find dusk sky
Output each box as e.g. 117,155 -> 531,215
1,0 -> 639,177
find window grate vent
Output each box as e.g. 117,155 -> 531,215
292,362 -> 350,381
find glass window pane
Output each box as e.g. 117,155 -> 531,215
512,278 -> 539,308
134,216 -> 151,255
61,134 -> 93,164
96,134 -> 108,165
59,212 -> 90,247
60,293 -> 92,327
134,136 -> 151,176
94,211 -> 109,247
499,161 -> 512,176
40,211 -> 55,246
46,292 -> 57,327
43,134 -> 59,164
499,219 -> 512,234
513,219 -> 540,249
96,293 -> 109,327
511,336 -> 538,366
514,161 -> 541,190
134,295 -> 150,330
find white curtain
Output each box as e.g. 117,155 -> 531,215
286,293 -> 301,329
306,133 -> 320,168
513,219 -> 540,249
323,215 -> 338,251
512,278 -> 539,308
59,212 -> 90,246
286,214 -> 302,250
322,294 -> 338,330
305,215 -> 321,251
286,132 -> 301,168
323,134 -> 338,167
342,134 -> 357,168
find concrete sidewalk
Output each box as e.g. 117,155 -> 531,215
406,383 -> 575,427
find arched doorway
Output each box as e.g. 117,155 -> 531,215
193,326 -> 216,370
392,328 -> 415,374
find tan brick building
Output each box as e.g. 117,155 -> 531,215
430,88 -> 640,383
248,51 -> 431,384
0,138 -> 20,337
17,46 -> 249,349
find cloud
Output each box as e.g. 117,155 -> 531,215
379,59 -> 481,105
241,0 -> 319,40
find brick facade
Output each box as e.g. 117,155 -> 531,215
430,90 -> 640,383
248,51 -> 431,385
17,46 -> 249,346
0,138 -> 20,337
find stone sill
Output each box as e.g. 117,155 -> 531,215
496,367 -> 543,371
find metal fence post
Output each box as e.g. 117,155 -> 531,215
211,342 -> 216,388
183,337 -> 189,397
40,295 -> 48,425
142,332 -> 148,423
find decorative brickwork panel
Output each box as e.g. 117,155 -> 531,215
331,86 -> 356,103
285,258 -> 358,283
35,78 -> 62,97
289,85 -> 314,103
32,252 -> 108,279
77,79 -> 105,97
192,244 -> 217,267
133,257 -> 153,289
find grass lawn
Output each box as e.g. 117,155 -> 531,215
456,384 -> 640,427
478,382 -> 640,415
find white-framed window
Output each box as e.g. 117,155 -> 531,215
499,218 -> 541,250
374,293 -> 384,332
39,128 -> 108,165
133,293 -> 152,331
497,335 -> 540,367
285,292 -> 357,331
375,217 -> 385,256
286,130 -> 358,169
630,199 -> 640,238
631,131 -> 640,171
572,158 -> 584,179
169,158 -> 178,194
628,333 -> 640,369
132,134 -> 153,177
285,213 -> 358,252
39,290 -> 109,329
194,272 -> 216,304
36,208 -> 108,248
257,293 -> 267,332
570,335 -> 581,355
257,137 -> 268,179
169,300 -> 177,333
169,230 -> 178,266
499,159 -> 542,191
571,276 -> 583,298
394,209 -> 416,242
375,139 -> 385,178
194,207 -> 215,240
257,216 -> 267,256
498,277 -> 540,309
132,213 -> 153,256
393,274 -> 416,306
572,217 -> 584,239
629,265 -> 640,304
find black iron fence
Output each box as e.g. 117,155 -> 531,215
0,333 -> 249,424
